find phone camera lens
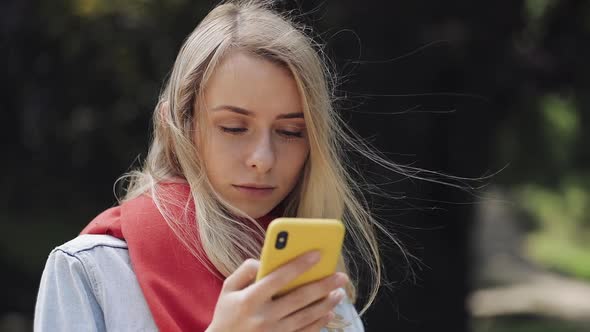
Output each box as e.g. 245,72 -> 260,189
275,231 -> 288,249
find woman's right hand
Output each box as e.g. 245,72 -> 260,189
206,251 -> 349,332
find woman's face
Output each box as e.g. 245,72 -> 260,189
196,50 -> 310,218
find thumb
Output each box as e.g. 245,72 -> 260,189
222,259 -> 260,292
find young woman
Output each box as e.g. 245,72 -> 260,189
34,1 -> 402,331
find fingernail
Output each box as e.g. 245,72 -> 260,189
330,289 -> 345,302
306,250 -> 321,263
327,311 -> 336,320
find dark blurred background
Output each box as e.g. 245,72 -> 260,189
2,0 -> 590,331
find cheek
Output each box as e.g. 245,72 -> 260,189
202,133 -> 243,181
278,143 -> 309,182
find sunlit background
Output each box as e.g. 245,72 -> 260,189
2,0 -> 590,331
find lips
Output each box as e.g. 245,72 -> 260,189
233,184 -> 276,189
232,184 -> 276,197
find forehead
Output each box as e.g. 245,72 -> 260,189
202,50 -> 303,117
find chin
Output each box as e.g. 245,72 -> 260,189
237,205 -> 275,219
244,209 -> 270,219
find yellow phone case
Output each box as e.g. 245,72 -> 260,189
256,218 -> 345,295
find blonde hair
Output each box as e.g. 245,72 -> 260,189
118,0 -> 458,328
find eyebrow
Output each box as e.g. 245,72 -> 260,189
212,105 -> 304,119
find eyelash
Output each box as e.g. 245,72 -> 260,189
219,127 -> 303,139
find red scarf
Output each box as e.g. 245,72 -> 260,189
81,182 -> 278,331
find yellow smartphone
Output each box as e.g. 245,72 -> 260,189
256,218 -> 345,296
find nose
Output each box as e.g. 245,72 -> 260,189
246,131 -> 275,173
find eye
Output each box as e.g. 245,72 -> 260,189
220,126 -> 247,134
277,130 -> 303,138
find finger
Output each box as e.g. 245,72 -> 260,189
272,272 -> 348,319
294,312 -> 335,332
249,250 -> 321,299
280,288 -> 344,331
222,259 -> 259,292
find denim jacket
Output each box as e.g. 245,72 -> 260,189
34,234 -> 365,331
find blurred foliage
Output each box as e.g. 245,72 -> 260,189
540,94 -> 579,164
494,0 -> 590,285
525,0 -> 554,21
518,180 -> 590,280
